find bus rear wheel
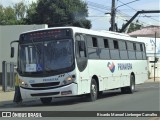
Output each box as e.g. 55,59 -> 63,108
121,74 -> 135,94
87,78 -> 98,102
40,97 -> 52,105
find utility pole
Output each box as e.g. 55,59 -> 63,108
110,0 -> 116,31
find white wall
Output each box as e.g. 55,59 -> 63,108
136,37 -> 160,78
0,25 -> 48,73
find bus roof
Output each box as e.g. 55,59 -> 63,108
21,26 -> 141,43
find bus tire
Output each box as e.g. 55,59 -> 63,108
121,74 -> 135,94
87,78 -> 98,102
128,74 -> 135,93
40,97 -> 52,105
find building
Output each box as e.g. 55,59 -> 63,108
129,25 -> 160,78
0,25 -> 48,85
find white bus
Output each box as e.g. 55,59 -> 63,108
11,27 -> 148,104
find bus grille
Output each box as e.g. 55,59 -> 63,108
31,82 -> 60,87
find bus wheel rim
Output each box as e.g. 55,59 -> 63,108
91,84 -> 97,97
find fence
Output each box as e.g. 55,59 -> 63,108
2,61 -> 16,92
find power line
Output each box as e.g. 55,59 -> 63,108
117,0 -> 137,11
88,6 -> 107,13
87,0 -> 159,30
87,1 -> 110,10
116,0 -> 140,9
117,0 -> 160,23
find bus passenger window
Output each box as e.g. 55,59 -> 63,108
113,40 -> 118,49
140,44 -> 143,51
92,37 -> 98,47
76,35 -> 87,58
78,41 -> 86,57
133,43 -> 136,50
104,39 -> 109,48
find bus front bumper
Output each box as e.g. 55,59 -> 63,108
20,83 -> 78,99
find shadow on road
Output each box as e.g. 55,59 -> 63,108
0,89 -> 140,109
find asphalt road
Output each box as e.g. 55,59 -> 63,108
0,82 -> 160,120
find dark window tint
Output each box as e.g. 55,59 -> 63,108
140,44 -> 143,51
104,39 -> 109,48
92,37 -> 98,47
75,35 -> 87,58
113,40 -> 118,49
78,41 -> 86,57
133,43 -> 136,50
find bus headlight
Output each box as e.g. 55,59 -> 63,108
19,79 -> 29,88
61,75 -> 76,86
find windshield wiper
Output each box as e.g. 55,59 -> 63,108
31,39 -> 41,55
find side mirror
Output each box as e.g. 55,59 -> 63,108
10,40 -> 19,58
11,47 -> 14,58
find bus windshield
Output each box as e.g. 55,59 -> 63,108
18,39 -> 74,75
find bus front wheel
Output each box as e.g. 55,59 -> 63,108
40,97 -> 52,105
87,78 -> 98,102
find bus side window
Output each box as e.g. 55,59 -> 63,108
140,44 -> 143,51
92,37 -> 98,47
99,38 -> 110,59
75,35 -> 87,58
119,41 -> 128,60
78,41 -> 86,57
113,40 -> 119,49
136,43 -> 143,60
110,40 -> 120,59
142,44 -> 147,60
127,42 -> 136,60
87,36 -> 99,59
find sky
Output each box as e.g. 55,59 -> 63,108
0,0 -> 160,30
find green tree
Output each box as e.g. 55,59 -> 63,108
14,1 -> 26,19
0,3 -> 26,25
26,0 -> 91,28
14,1 -> 27,24
0,4 -> 5,24
3,6 -> 17,25
128,22 -> 143,33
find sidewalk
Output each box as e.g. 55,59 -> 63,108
0,86 -> 14,104
0,78 -> 160,105
144,78 -> 160,83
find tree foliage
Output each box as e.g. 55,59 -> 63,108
128,22 -> 143,33
0,1 -> 27,25
14,1 -> 26,20
0,5 -> 16,25
26,0 -> 91,28
0,0 -> 91,28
